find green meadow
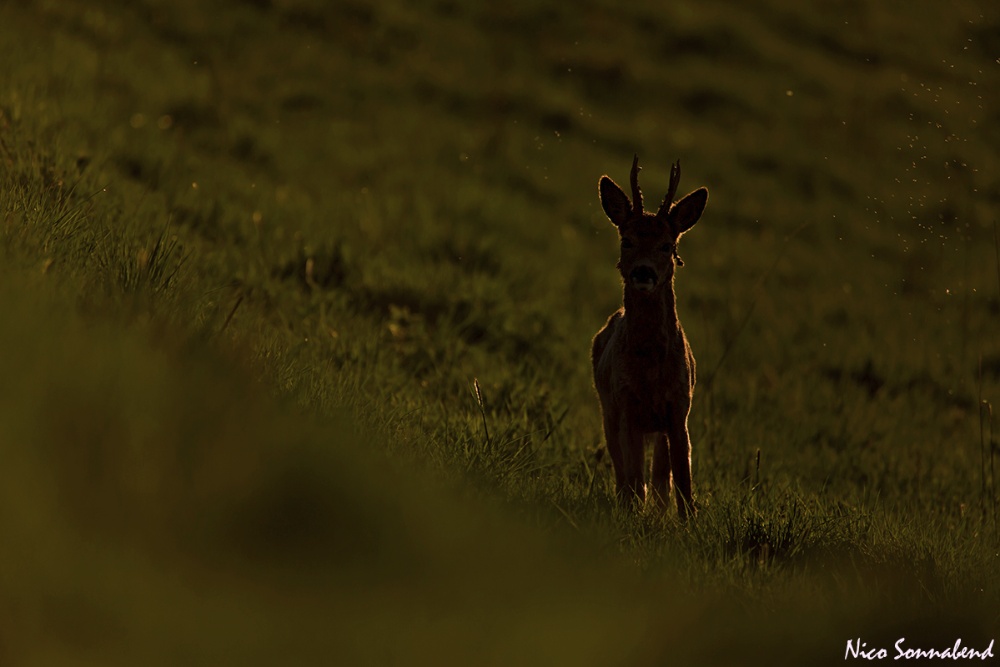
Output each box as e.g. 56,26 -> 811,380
2,0 -> 999,663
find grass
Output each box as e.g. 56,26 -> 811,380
2,0 -> 1000,664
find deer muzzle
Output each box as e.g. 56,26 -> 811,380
628,263 -> 658,292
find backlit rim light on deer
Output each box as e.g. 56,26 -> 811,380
591,155 -> 708,517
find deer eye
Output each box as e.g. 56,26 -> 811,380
658,242 -> 674,253
620,238 -> 634,249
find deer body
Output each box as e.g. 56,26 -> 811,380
591,156 -> 707,517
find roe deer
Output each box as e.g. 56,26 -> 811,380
591,156 -> 708,518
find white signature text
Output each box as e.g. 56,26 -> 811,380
845,638 -> 995,661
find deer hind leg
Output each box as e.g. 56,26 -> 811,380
651,432 -> 672,509
667,403 -> 694,520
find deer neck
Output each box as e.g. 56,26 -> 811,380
622,279 -> 680,356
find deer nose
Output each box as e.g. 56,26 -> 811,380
628,265 -> 658,291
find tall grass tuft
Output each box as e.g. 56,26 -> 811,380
96,223 -> 188,297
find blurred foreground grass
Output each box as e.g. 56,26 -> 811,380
0,271 -> 641,665
2,0 -> 1000,663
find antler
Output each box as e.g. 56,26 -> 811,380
657,160 -> 682,217
630,154 -> 643,216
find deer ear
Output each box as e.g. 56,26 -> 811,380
667,187 -> 708,235
599,176 -> 632,228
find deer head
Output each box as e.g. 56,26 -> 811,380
599,155 -> 708,294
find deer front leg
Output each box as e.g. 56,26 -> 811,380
667,403 -> 694,520
601,410 -> 626,494
651,432 -> 672,509
618,416 -> 646,504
